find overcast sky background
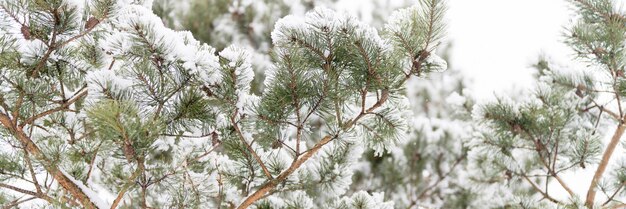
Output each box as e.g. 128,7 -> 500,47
447,0 -> 573,99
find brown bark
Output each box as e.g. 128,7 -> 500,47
110,163 -> 144,209
0,113 -> 99,209
236,135 -> 334,209
585,123 -> 626,207
236,89 -> 389,208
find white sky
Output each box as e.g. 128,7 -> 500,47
447,0 -> 573,99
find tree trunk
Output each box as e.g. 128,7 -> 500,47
586,123 -> 626,207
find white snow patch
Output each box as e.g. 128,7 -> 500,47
59,169 -> 110,209
445,92 -> 466,106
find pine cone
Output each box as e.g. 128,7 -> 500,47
271,140 -> 283,149
123,141 -> 136,163
575,84 -> 585,98
593,47 -> 606,55
21,25 -> 31,40
201,85 -> 213,97
85,17 -> 100,30
511,124 -> 522,135
211,131 -> 221,145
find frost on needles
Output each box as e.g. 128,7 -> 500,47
469,0 -> 626,208
0,0 -> 448,208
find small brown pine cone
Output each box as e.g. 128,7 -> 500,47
575,84 -> 585,98
123,142 -> 136,163
211,132 -> 221,145
271,140 -> 283,149
21,25 -> 31,40
85,17 -> 100,30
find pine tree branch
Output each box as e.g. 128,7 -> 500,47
578,7 -> 626,203
20,87 -> 88,127
30,5 -> 64,77
517,127 -> 576,198
160,133 -> 213,139
602,181 -> 626,206
521,174 -> 562,204
237,88 -> 390,208
290,36 -> 326,61
85,142 -> 102,184
416,153 -> 465,200
613,74 -> 624,118
587,102 -> 620,121
29,3 -> 106,77
423,0 -> 440,51
586,121 -> 626,207
354,41 -> 377,84
0,4 -> 26,27
286,55 -> 303,155
552,79 -> 621,120
2,196 -> 37,209
611,203 -> 626,209
215,163 -> 225,208
571,0 -> 624,22
11,92 -> 23,127
231,110 -> 274,180
0,170 -> 34,184
256,114 -> 299,128
23,149 -> 42,195
56,18 -> 102,49
139,180 -> 148,209
236,134 -> 336,209
183,169 -> 202,204
143,140 -> 222,197
0,112 -> 99,209
110,161 -> 143,209
393,30 -> 416,58
553,172 -> 575,197
0,183 -> 53,203
359,123 -> 387,140
536,141 -> 576,197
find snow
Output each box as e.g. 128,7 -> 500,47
100,3 -> 223,88
59,169 -> 110,209
336,191 -> 394,209
2,0 -> 613,207
85,69 -> 134,104
271,14 -> 306,45
219,46 -> 255,91
384,5 -> 418,36
445,92 -> 466,106
17,39 -> 47,64
215,113 -> 229,128
425,54 -> 448,73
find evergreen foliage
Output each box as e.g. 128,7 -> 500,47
0,0 -> 448,208
472,0 -> 626,208
348,46 -> 475,208
156,1 -> 475,208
